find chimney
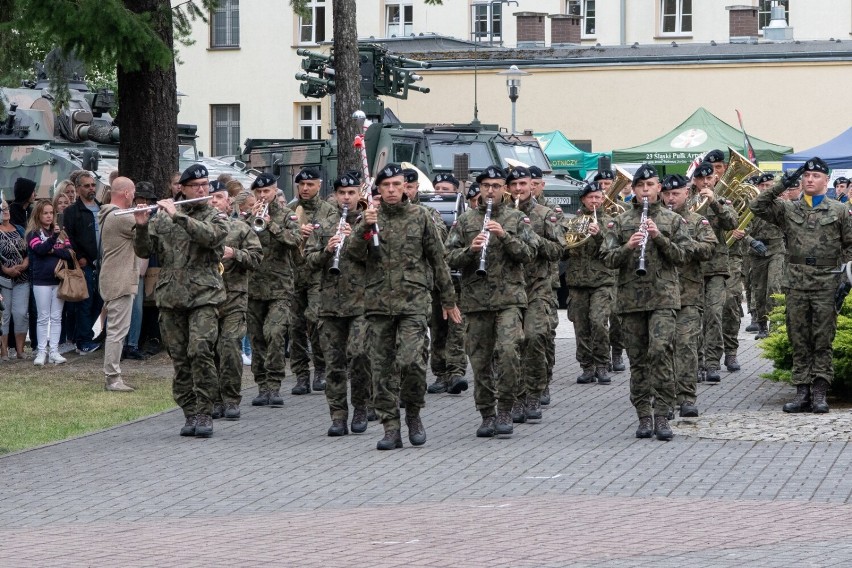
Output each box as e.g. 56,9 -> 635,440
725,5 -> 758,44
549,14 -> 582,47
763,2 -> 793,41
515,12 -> 547,48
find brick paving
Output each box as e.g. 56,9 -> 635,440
2,311 -> 852,567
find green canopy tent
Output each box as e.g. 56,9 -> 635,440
611,108 -> 792,167
535,130 -> 609,178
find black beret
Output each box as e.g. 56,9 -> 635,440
757,173 -> 776,185
704,149 -> 725,163
294,167 -> 321,183
746,175 -> 760,185
528,165 -> 543,179
466,183 -> 480,199
178,164 -> 209,185
251,172 -> 277,190
476,165 -> 506,183
375,163 -> 404,185
135,181 -> 157,200
580,181 -> 601,198
661,174 -> 689,191
593,170 -> 614,181
209,180 -> 228,193
506,166 -> 531,182
432,173 -> 460,188
804,157 -> 829,175
402,168 -> 419,183
632,164 -> 658,185
693,162 -> 714,178
13,177 -> 36,202
834,176 -> 850,187
334,172 -> 360,189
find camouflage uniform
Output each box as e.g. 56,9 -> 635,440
289,194 -> 338,388
347,198 -> 456,433
246,201 -> 302,394
743,216 -> 785,324
723,239 -> 746,358
133,204 -> 227,418
305,206 -> 371,421
215,215 -> 262,406
545,204 -> 566,394
563,206 -> 616,374
445,198 -> 537,418
750,181 -> 852,387
601,200 -> 690,419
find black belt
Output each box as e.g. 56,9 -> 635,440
787,255 -> 837,267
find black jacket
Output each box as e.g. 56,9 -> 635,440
9,202 -> 29,228
62,198 -> 102,264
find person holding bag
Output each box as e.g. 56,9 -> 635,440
26,200 -> 73,366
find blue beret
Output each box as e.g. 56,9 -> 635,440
693,162 -> 714,178
804,157 -> 829,175
432,173 -> 460,188
593,170 -> 614,181
179,164 -> 209,185
704,149 -> 725,163
506,166 -> 531,182
476,165 -> 506,183
375,163 -> 404,185
580,181 -> 601,197
251,172 -> 277,190
528,165 -> 543,179
632,164 -> 658,185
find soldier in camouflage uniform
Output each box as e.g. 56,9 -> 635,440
564,182 -> 616,386
348,163 -> 460,450
288,167 -> 336,395
507,166 -> 563,423
597,169 -> 628,372
601,164 -> 690,441
246,173 -> 303,408
751,158 -> 852,414
660,174 -> 717,418
305,172 -> 372,436
446,165 -> 537,438
207,183 -> 262,421
133,164 -> 228,438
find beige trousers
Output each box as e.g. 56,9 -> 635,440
103,294 -> 134,379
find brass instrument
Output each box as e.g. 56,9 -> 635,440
563,211 -> 595,249
476,198 -> 493,277
602,166 -> 631,216
113,195 -> 212,216
636,197 -> 649,276
252,201 -> 270,233
690,147 -> 761,218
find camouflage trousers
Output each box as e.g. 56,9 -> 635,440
545,292 -> 559,386
517,298 -> 552,400
567,286 -> 613,370
622,309 -> 677,419
700,275 -> 726,370
215,298 -> 247,405
751,253 -> 784,322
786,288 -> 838,386
743,253 -> 753,315
290,284 -> 325,379
247,298 -> 291,391
609,288 -> 625,352
318,315 -> 372,421
723,256 -> 744,355
466,308 -> 524,415
675,305 -> 703,405
159,306 -> 219,418
368,314 -> 428,430
429,287 -> 467,383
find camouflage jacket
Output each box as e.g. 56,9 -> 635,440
305,206 -> 366,318
516,197 -> 564,302
563,206 -> 616,288
246,200 -> 302,300
220,215 -> 263,313
744,216 -> 785,256
292,194 -> 339,289
133,204 -> 227,310
411,192 -> 450,289
728,235 -> 747,258
675,207 -> 717,307
750,180 -> 852,291
601,199 -> 690,314
701,198 -> 738,277
445,198 -> 537,313
348,199 -> 456,316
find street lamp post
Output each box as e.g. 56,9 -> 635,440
497,65 -> 530,134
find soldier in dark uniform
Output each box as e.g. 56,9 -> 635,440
751,158 -> 852,413
601,164 -> 690,441
349,163 -> 461,450
133,164 -> 228,438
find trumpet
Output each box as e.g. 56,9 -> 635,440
252,201 -> 270,233
636,197 -> 649,276
113,195 -> 212,216
328,205 -> 349,275
475,198 -> 493,277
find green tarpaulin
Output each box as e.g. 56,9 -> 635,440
535,130 -> 609,177
612,108 -> 792,165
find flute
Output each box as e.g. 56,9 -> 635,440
475,198 -> 493,277
328,205 -> 349,275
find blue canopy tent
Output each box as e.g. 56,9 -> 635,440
783,127 -> 852,170
535,131 -> 609,178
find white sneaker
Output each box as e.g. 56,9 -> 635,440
49,351 -> 67,365
58,342 -> 76,355
242,353 -> 252,366
34,351 -> 47,366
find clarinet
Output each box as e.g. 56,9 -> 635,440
476,198 -> 493,277
328,204 -> 349,275
636,197 -> 649,276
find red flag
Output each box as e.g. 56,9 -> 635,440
735,109 -> 758,165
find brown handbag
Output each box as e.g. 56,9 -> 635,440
54,250 -> 90,302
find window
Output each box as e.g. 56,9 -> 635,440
211,105 -> 240,156
299,104 -> 322,140
567,0 -> 596,36
758,0 -> 789,30
299,0 -> 326,44
386,3 -> 413,37
660,0 -> 691,34
211,0 -> 240,48
471,2 -> 502,43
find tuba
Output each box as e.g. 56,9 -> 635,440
602,166 -> 631,217
690,147 -> 761,218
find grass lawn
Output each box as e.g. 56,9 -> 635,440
0,362 -> 176,455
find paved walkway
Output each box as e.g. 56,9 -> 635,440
3,312 -> 852,567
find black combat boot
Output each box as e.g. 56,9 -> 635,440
611,349 -> 626,372
525,396 -> 542,421
705,368 -> 721,383
745,316 -> 759,333
679,401 -> 699,418
195,414 -> 213,438
224,402 -> 241,420
312,368 -> 327,391
268,390 -> 284,407
291,376 -> 311,395
180,415 -> 197,437
540,386 -> 551,406
367,407 -> 379,421
811,379 -> 830,414
511,400 -> 526,423
654,415 -> 673,441
724,354 -> 741,372
635,417 -> 653,439
476,415 -> 496,438
577,368 -> 596,384
782,384 -> 812,413
447,375 -> 469,394
327,418 -> 348,437
405,411 -> 427,446
495,410 -> 514,436
211,403 -> 225,420
251,390 -> 270,406
376,428 -> 403,450
351,407 -> 368,434
427,379 -> 448,394
595,366 -> 611,385
755,322 -> 769,340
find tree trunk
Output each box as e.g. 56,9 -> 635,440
332,0 -> 360,176
117,0 -> 178,197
